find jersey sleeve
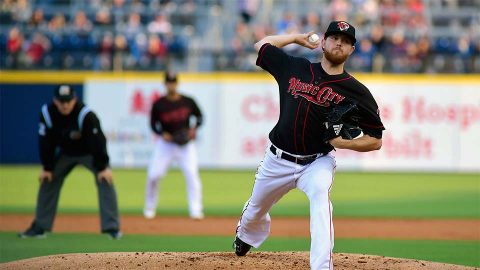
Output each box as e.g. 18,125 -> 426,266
82,112 -> 110,171
256,43 -> 292,80
357,99 -> 385,139
38,104 -> 56,171
150,101 -> 163,135
189,98 -> 203,128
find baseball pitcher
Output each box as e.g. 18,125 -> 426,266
233,21 -> 385,270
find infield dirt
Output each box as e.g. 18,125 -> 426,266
1,214 -> 478,240
1,214 -> 478,270
1,252 -> 478,270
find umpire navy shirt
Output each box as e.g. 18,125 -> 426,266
256,43 -> 385,155
39,101 -> 110,171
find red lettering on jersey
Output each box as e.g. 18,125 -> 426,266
334,94 -> 346,103
287,77 -> 345,107
288,78 -> 300,94
328,92 -> 337,101
159,107 -> 191,123
318,87 -> 333,104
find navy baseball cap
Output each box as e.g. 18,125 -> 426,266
324,21 -> 356,44
165,71 -> 178,83
54,85 -> 75,102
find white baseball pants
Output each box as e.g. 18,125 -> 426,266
144,137 -> 203,218
236,145 -> 336,270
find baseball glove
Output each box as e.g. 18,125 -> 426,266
172,129 -> 190,146
323,102 -> 362,142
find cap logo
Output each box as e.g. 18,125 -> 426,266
59,85 -> 70,96
337,21 -> 350,31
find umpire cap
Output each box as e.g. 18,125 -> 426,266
324,21 -> 356,44
54,85 -> 75,102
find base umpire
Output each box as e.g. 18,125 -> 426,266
19,85 -> 121,239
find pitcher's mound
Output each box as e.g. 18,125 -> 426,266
0,252 -> 476,270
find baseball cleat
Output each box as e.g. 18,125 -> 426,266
18,224 -> 46,239
143,209 -> 156,219
190,213 -> 204,220
233,236 -> 251,256
104,229 -> 123,240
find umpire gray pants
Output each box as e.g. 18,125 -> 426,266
34,154 -> 120,232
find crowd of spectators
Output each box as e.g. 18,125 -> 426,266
226,0 -> 480,73
1,0 -> 193,71
1,0 -> 479,73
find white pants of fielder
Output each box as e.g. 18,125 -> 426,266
236,144 -> 336,270
144,137 -> 203,219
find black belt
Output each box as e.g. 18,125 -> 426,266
270,145 -> 319,165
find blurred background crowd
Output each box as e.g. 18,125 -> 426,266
1,0 -> 479,73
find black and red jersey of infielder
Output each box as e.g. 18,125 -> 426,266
144,81 -> 204,221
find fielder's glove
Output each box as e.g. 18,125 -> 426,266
323,102 -> 363,142
172,129 -> 190,146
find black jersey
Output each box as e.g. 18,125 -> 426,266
257,43 -> 385,155
39,102 -> 110,171
150,95 -> 203,135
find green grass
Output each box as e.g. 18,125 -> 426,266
1,166 -> 479,267
333,239 -> 480,268
0,166 -> 479,218
0,232 -> 478,267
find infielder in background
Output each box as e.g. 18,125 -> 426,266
233,21 -> 385,270
144,71 -> 204,220
19,85 -> 121,239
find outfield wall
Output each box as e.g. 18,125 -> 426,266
1,72 -> 479,172
0,83 -> 84,164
